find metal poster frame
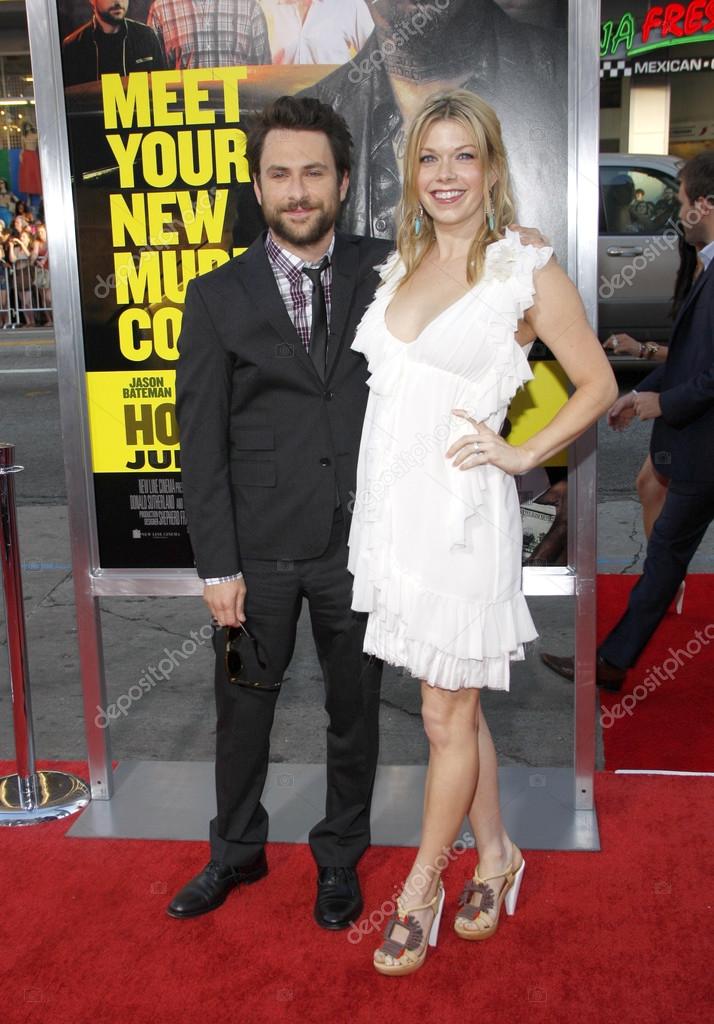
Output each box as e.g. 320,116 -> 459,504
26,0 -> 600,809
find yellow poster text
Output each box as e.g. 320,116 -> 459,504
106,129 -> 248,189
101,68 -> 246,130
86,370 -> 180,473
114,247 -> 234,308
110,189 -> 228,247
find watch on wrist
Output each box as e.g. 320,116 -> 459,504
645,342 -> 659,358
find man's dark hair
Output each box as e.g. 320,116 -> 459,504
680,151 -> 714,203
245,95 -> 353,181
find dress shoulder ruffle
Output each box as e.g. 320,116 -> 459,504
450,227 -> 553,423
486,226 -> 554,327
350,249 -> 401,360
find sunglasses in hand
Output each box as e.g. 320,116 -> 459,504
213,619 -> 280,691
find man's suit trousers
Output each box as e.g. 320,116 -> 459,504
209,508 -> 383,868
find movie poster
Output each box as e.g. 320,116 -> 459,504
56,0 -> 568,569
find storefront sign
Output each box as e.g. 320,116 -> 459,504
602,3 -> 714,58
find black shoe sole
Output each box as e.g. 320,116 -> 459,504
541,655 -> 625,692
166,859 -> 268,919
539,654 -> 574,682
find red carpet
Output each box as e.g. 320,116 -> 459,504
597,574 -> 714,772
2,762 -> 712,1024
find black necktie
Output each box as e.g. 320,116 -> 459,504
302,255 -> 330,380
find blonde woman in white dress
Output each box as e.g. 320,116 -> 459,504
347,91 -> 617,976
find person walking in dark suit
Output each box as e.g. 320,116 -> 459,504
169,96 -> 390,928
541,152 -> 714,691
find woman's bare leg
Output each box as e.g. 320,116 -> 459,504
22,290 -> 35,325
375,683 -> 480,965
460,703 -> 518,932
636,454 -> 669,539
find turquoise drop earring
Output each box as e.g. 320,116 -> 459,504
414,204 -> 424,236
487,190 -> 495,231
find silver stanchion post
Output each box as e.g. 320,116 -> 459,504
0,442 -> 90,824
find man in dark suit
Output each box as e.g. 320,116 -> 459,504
169,96 -> 390,928
541,152 -> 714,690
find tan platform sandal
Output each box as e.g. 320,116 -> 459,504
373,881 -> 445,976
454,843 -> 525,941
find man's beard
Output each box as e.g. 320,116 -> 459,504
98,7 -> 127,27
265,198 -> 339,248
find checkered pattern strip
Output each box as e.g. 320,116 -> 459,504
147,0 -> 271,69
264,231 -> 334,353
600,59 -> 632,79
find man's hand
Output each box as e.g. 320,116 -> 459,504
607,392 -> 637,431
633,391 -> 662,421
510,224 -> 551,249
603,332 -> 641,357
203,578 -> 247,627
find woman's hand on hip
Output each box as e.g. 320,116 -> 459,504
447,410 -> 535,476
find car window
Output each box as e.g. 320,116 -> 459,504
600,165 -> 679,236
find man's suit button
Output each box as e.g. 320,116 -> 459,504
319,457 -> 331,467
324,391 -> 334,401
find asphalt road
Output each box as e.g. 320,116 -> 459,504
0,336 -> 65,503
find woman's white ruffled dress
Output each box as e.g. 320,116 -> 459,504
347,228 -> 553,691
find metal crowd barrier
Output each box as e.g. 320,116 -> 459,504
0,442 -> 90,824
0,259 -> 53,329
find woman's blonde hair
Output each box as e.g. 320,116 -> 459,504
394,90 -> 515,286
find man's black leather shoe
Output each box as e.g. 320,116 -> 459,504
314,866 -> 363,930
166,850 -> 268,918
540,651 -> 575,681
540,651 -> 627,692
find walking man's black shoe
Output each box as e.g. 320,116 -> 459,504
540,652 -> 627,692
166,849 -> 268,918
540,651 -> 575,681
314,866 -> 363,930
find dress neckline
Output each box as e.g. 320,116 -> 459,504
381,233 -> 515,346
384,277 -> 488,346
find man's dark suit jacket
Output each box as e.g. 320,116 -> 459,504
175,231 -> 391,580
638,257 -> 714,486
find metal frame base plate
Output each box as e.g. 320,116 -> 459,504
68,762 -> 599,851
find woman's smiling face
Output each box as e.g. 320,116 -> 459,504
416,118 -> 491,232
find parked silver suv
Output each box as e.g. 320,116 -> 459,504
598,153 -> 683,343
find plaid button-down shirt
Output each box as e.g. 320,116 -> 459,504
264,230 -> 334,353
147,0 -> 271,69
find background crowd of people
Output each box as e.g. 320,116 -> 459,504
0,183 -> 51,327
